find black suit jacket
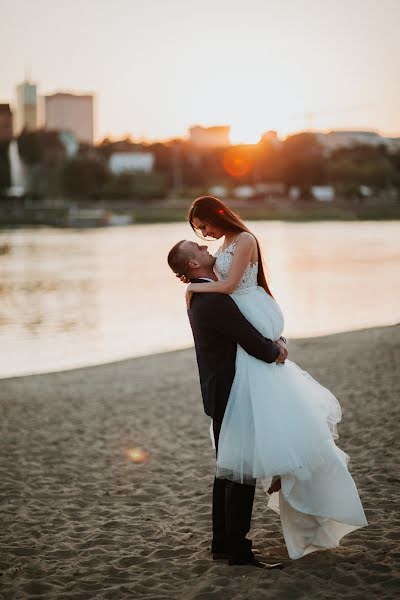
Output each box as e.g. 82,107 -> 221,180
188,278 -> 280,422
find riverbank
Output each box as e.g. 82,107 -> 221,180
0,197 -> 399,227
127,202 -> 400,224
1,324 -> 399,599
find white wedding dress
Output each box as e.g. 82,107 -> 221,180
210,239 -> 368,560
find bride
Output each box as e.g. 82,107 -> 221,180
183,195 -> 368,560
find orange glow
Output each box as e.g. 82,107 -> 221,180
222,147 -> 254,178
126,447 -> 149,463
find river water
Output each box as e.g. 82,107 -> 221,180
0,221 -> 399,378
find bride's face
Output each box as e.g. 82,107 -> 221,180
191,217 -> 224,240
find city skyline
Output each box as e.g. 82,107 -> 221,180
1,0 -> 399,143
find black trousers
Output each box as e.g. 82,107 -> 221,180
212,419 -> 256,561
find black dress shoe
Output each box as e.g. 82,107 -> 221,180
212,552 -> 230,560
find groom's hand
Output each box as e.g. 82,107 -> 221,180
275,339 -> 288,364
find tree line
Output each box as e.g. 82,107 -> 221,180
1,130 -> 399,201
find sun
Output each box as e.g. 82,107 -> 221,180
230,114 -> 294,145
227,96 -> 303,144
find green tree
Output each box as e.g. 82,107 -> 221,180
17,130 -> 42,165
62,157 -> 109,198
18,129 -> 65,166
254,136 -> 284,183
0,141 -> 10,193
327,145 -> 398,196
281,133 -> 326,198
387,149 -> 400,192
131,173 -> 166,198
102,172 -> 166,199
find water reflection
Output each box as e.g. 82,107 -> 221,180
0,222 -> 399,378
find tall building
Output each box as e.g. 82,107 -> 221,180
15,80 -> 37,134
0,104 -> 13,140
45,92 -> 94,145
189,125 -> 230,147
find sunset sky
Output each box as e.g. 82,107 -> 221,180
0,0 -> 399,143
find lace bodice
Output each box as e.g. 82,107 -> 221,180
214,239 -> 258,294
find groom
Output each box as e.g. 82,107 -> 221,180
167,240 -> 287,568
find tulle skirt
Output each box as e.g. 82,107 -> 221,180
216,352 -> 344,485
212,286 -> 368,559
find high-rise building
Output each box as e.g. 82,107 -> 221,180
189,125 -> 230,147
15,80 -> 37,134
44,92 -> 94,145
0,104 -> 13,140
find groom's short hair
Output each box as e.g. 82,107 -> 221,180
167,240 -> 195,276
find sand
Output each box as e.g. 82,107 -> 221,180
0,324 -> 399,600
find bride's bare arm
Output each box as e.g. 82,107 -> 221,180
188,232 -> 256,295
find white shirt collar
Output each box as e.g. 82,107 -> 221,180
196,277 -> 214,282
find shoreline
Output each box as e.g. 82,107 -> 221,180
1,324 -> 399,598
2,322 -> 399,382
1,202 -> 400,228
1,212 -> 400,229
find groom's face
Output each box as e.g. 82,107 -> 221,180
182,241 -> 215,271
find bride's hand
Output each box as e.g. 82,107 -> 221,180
185,285 -> 194,310
176,272 -> 190,284
275,339 -> 288,364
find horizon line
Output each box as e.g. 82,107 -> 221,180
95,126 -> 400,146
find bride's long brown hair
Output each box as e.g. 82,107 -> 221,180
188,196 -> 274,298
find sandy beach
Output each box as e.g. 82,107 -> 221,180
1,324 -> 399,599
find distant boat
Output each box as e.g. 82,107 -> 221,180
66,209 -> 133,228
